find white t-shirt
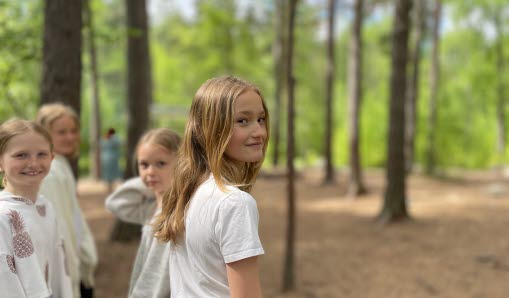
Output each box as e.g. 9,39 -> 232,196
169,175 -> 264,297
0,191 -> 73,298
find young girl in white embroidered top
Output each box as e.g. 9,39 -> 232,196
0,118 -> 72,297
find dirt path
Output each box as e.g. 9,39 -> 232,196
78,169 -> 509,298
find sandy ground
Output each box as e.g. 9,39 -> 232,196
77,169 -> 509,298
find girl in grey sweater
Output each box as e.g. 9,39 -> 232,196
105,128 -> 180,298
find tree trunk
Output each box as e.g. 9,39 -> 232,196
494,10 -> 506,168
123,0 -> 152,179
84,0 -> 102,180
283,0 -> 298,292
222,0 -> 235,73
40,0 -> 83,177
379,0 -> 412,224
271,0 -> 287,168
110,0 -> 152,242
405,0 -> 426,174
424,0 -> 441,175
347,0 -> 367,196
323,0 -> 336,184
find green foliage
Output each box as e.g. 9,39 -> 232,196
0,0 -> 508,175
0,0 -> 42,121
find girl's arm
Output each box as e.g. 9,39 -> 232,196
105,177 -> 156,224
226,256 -> 263,298
0,217 -> 29,297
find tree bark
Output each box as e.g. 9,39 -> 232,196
379,0 -> 412,223
424,0 -> 441,175
84,0 -> 102,180
347,0 -> 367,196
323,0 -> 337,184
405,0 -> 426,174
283,0 -> 298,292
40,0 -> 83,177
271,0 -> 287,168
110,0 -> 152,242
123,0 -> 152,179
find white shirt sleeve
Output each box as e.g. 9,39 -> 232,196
0,217 -> 27,298
105,177 -> 156,225
215,192 -> 264,264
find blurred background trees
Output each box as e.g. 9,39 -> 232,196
1,0 -> 508,209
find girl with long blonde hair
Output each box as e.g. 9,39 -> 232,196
154,76 -> 269,297
36,103 -> 98,298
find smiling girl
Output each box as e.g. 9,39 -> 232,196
154,76 -> 269,298
0,118 -> 72,297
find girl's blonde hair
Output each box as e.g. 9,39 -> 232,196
154,76 -> 269,243
35,102 -> 80,156
134,128 -> 181,171
35,102 -> 80,130
0,118 -> 53,187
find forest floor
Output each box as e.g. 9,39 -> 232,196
78,168 -> 509,298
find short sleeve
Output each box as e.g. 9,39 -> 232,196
0,218 -> 26,298
105,177 -> 156,225
0,253 -> 26,298
215,192 -> 264,263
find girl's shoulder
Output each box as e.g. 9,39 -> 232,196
199,177 -> 257,209
0,191 -> 35,207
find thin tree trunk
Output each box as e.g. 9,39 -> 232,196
110,0 -> 152,242
84,0 -> 102,180
283,0 -> 298,292
405,0 -> 426,174
221,0 -> 235,73
323,0 -> 336,184
379,0 -> 412,224
347,0 -> 366,196
424,0 -> 441,175
271,0 -> 287,167
494,11 -> 506,168
40,0 -> 83,177
123,0 -> 152,179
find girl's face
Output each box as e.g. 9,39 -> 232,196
49,115 -> 80,156
0,132 -> 53,193
137,143 -> 176,197
225,90 -> 267,163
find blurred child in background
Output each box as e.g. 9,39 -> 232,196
106,128 -> 180,298
36,103 -> 98,298
100,127 -> 121,194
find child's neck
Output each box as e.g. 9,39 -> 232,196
4,185 -> 39,203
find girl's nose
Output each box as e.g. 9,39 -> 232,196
29,156 -> 38,166
146,165 -> 156,174
251,122 -> 266,138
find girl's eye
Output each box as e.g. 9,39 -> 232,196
237,118 -> 248,125
138,162 -> 148,169
15,153 -> 28,159
38,152 -> 49,157
258,117 -> 266,123
156,161 -> 167,168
